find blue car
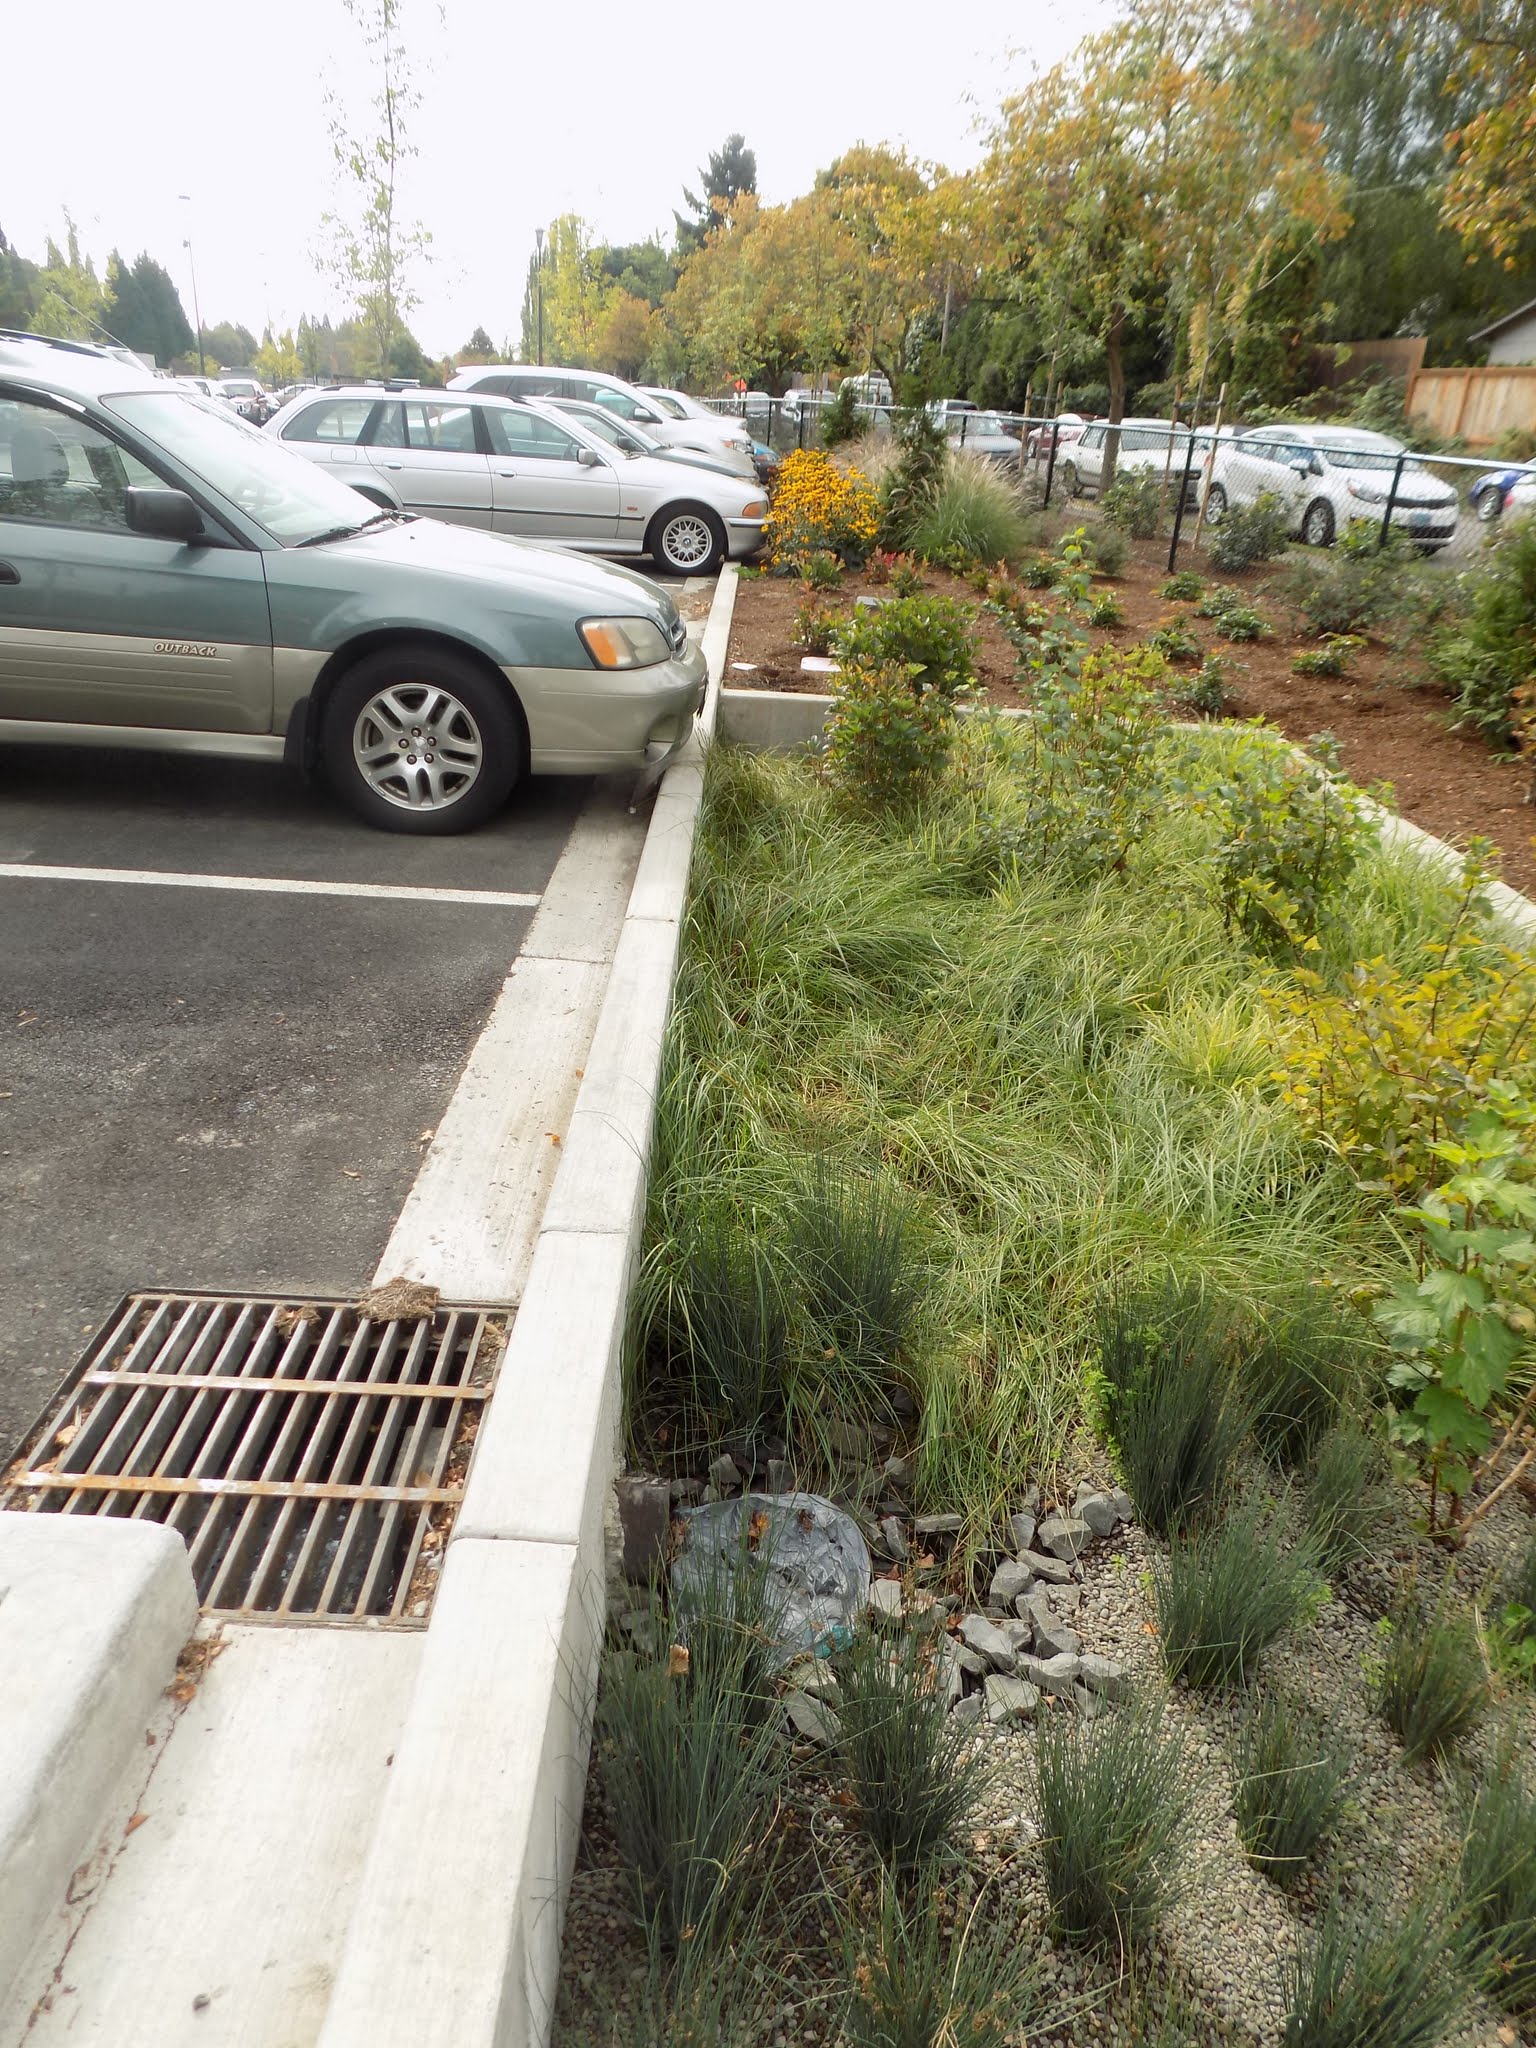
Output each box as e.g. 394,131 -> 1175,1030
1469,463 -> 1536,523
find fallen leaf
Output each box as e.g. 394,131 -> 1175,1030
416,1127 -> 434,1146
124,1812 -> 149,1835
546,1131 -> 562,1146
55,1422 -> 79,1449
667,1643 -> 690,1679
341,1167 -> 362,1179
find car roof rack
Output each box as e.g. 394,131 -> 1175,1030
0,327 -> 114,359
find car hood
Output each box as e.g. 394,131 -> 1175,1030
611,452 -> 757,502
318,514 -> 676,618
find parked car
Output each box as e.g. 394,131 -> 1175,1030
777,390 -> 832,426
945,410 -> 1022,468
1025,412 -> 1089,460
1506,476 -> 1536,522
215,375 -> 273,424
1204,424 -> 1459,551
265,384 -> 766,573
1468,461 -> 1536,522
0,332 -> 706,833
840,372 -> 893,408
448,364 -> 755,477
1057,418 -> 1193,498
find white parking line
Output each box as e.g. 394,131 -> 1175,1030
0,863 -> 541,908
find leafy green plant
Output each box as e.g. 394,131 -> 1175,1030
1084,524 -> 1129,577
906,455 -> 1037,568
1155,1496 -> 1321,1689
1282,1887 -> 1469,2048
1206,492 -> 1290,571
799,548 -> 844,592
831,594 -> 978,701
1430,514 -> 1536,746
1488,1533 -> 1536,1684
1304,1424 -> 1390,1572
1172,655 -> 1238,717
831,1631 -> 987,1874
838,1875 -> 1048,2048
1089,591 -> 1127,627
1161,570 -> 1205,602
1103,467 -> 1166,539
1243,1300 -> 1365,1467
793,596 -> 837,656
1456,1730 -> 1536,2018
1148,620 -> 1202,665
1021,553 -> 1058,589
1036,1690 -> 1188,1948
822,661 -> 958,809
1232,1687 -> 1350,1885
1095,1285 -> 1249,1537
1293,636 -> 1363,678
1275,542 -> 1410,638
1195,585 -> 1249,621
1373,1585 -> 1488,1766
889,554 -> 924,597
1218,603 -> 1269,643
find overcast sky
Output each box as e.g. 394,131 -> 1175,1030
4,0 -> 1120,360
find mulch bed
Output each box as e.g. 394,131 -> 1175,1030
725,541 -> 1536,899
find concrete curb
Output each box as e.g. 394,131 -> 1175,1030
316,566 -> 738,2048
0,1515 -> 197,2004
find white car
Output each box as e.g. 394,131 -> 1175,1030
1057,417 -> 1194,498
1205,424 -> 1460,551
1504,477 -> 1536,522
447,363 -> 755,478
264,384 -> 766,573
776,390 -> 833,426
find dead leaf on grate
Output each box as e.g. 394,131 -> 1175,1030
275,1305 -> 321,1337
166,1627 -> 227,1706
356,1277 -> 440,1324
124,1812 -> 149,1837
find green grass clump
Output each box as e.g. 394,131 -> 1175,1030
838,1876 -> 1048,2048
657,1199 -> 791,1438
1487,1531 -> 1536,1682
1089,591 -> 1127,627
906,454 -> 1037,568
1096,1285 -> 1250,1537
1373,1587 -> 1488,1766
1155,1497 -> 1320,1689
1243,1302 -> 1365,1467
1231,1687 -> 1349,1885
1281,1888 -> 1468,2047
831,1632 -> 986,1874
1036,1691 -> 1188,1947
1303,1424 -> 1389,1572
1456,1730 -> 1536,2019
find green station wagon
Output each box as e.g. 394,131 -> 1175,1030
0,333 -> 708,832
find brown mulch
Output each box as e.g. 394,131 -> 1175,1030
725,541 -> 1536,899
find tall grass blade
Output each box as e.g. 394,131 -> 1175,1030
1231,1687 -> 1349,1884
1281,1888 -> 1468,2047
838,1872 -> 1050,2048
1456,1728 -> 1536,2019
831,1631 -> 987,1874
1155,1497 -> 1321,1690
1372,1585 -> 1488,1766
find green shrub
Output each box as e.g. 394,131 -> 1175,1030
1083,524 -> 1129,577
1148,621 -> 1202,665
1282,1888 -> 1469,2048
788,1157 -> 925,1377
906,455 -> 1037,568
799,548 -> 844,592
1155,1497 -> 1321,1690
1036,1690 -> 1188,1948
793,597 -> 838,656
1232,1687 -> 1350,1885
1206,493 -> 1290,571
832,1632 -> 987,1874
1304,1424 -> 1389,1572
1089,591 -> 1127,627
1293,636 -> 1362,678
1429,515 -> 1536,746
823,663 -> 958,809
839,1876 -> 1047,2048
832,594 -> 978,701
1243,1301 -> 1364,1467
880,406 -> 950,552
821,383 -> 863,447
1275,545 -> 1408,639
1103,468 -> 1167,539
1196,585 -> 1250,621
1161,570 -> 1205,602
1172,655 -> 1238,718
1456,1731 -> 1536,2018
1095,1285 -> 1249,1537
1022,553 -> 1058,589
1373,1586 -> 1489,1766
890,555 -> 924,597
1218,604 -> 1269,643
1009,644 -> 1169,880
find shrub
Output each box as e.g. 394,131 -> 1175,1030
1195,584 -> 1250,621
1172,655 -> 1237,717
799,548 -> 843,592
1095,1284 -> 1249,1537
793,597 -> 838,656
1429,515 -> 1536,746
1274,544 -> 1407,638
1161,570 -> 1205,602
1304,1424 -> 1390,1572
889,554 -> 924,597
1243,1300 -> 1365,1467
1293,636 -> 1362,678
1103,467 -> 1167,539
1021,553 -> 1058,589
1282,1888 -> 1469,2048
906,453 -> 1037,567
820,383 -> 863,447
1011,643 -> 1169,880
1373,1586 -> 1489,1766
1456,1732 -> 1536,2018
1089,591 -> 1127,627
1206,493 -> 1290,571
831,1632 -> 987,1874
822,662 -> 958,809
1036,1690 -> 1189,1948
1218,604 -> 1269,643
1155,1497 -> 1321,1690
1148,620 -> 1202,665
788,1157 -> 925,1376
880,405 -> 950,552
762,449 -> 879,572
1083,524 -> 1129,577
838,1876 -> 1047,2048
831,594 -> 979,700
1232,1687 -> 1350,1885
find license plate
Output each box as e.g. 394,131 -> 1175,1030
1409,509 -> 1431,530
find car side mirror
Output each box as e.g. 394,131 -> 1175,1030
125,486 -> 206,544
1289,458 -> 1311,477
635,408 -> 659,424
577,447 -> 602,468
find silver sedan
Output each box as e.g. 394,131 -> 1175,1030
264,385 -> 766,574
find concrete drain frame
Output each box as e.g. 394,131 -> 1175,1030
1,1290 -> 506,1626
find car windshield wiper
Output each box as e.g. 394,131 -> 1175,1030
295,509 -> 410,548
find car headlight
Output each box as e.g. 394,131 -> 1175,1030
1346,479 -> 1386,503
727,436 -> 750,452
579,617 -> 672,669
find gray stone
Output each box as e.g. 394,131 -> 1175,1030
1017,1548 -> 1075,1586
670,1477 -> 705,1507
707,1452 -> 742,1494
954,1645 -> 989,1680
701,1483 -> 722,1504
824,1416 -> 873,1462
939,1642 -> 967,1707
951,1692 -> 984,1726
906,1591 -> 948,1635
1002,1619 -> 1034,1652
1007,1511 -> 1038,1556
1041,1583 -> 1083,1616
1032,1617 -> 1083,1660
1037,1513 -> 1094,1561
1022,1483 -> 1042,1515
855,594 -> 887,613
882,1454 -> 915,1489
1077,1492 -> 1121,1540
765,1458 -> 794,1495
1109,1487 -> 1134,1524
1017,1590 -> 1056,1635
913,1513 -> 964,1538
958,1614 -> 1018,1673
785,1660 -> 840,1704
614,1475 -> 673,1582
868,1578 -> 905,1627
785,1691 -> 841,1746
988,1558 -> 1036,1609
1072,1683 -> 1106,1720
879,1515 -> 909,1562
984,1674 -> 1041,1725
1018,1651 -> 1083,1695
1078,1654 -> 1130,1701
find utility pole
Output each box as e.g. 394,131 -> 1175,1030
178,194 -> 204,376
533,225 -> 545,365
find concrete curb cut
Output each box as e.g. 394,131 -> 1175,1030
316,566 -> 738,2048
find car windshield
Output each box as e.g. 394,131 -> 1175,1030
957,414 -> 1012,436
1305,433 -> 1428,476
565,406 -> 662,455
643,391 -> 686,419
103,390 -> 382,545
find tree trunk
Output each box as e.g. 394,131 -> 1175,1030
1103,300 -> 1127,490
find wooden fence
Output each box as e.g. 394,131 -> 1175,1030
1407,365 -> 1536,446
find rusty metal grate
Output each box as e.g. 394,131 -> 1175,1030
2,1292 -> 505,1625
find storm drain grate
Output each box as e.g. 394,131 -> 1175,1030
2,1292 -> 505,1625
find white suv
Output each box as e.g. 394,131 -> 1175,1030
1205,425 -> 1459,551
448,364 -> 754,477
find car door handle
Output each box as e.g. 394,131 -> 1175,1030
497,468 -> 517,478
0,562 -> 18,586
383,461 -> 403,470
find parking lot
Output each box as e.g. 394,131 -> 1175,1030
0,746 -> 587,1455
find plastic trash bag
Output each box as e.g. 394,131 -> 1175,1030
670,1491 -> 871,1665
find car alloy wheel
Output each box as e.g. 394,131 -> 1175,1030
1301,498 -> 1335,548
653,505 -> 725,574
1059,460 -> 1081,497
1476,487 -> 1503,524
322,644 -> 524,835
1204,483 -> 1228,525
353,683 -> 483,813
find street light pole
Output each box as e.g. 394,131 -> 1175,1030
178,194 -> 204,377
533,226 -> 545,365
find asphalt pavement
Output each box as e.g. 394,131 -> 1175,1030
0,746 -> 586,1457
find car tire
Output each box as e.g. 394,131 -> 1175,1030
1475,486 -> 1503,524
648,504 -> 726,575
321,643 -> 525,836
1058,460 -> 1081,497
1204,483 -> 1228,526
1301,498 -> 1336,548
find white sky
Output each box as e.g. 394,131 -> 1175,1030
3,0 -> 1119,360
